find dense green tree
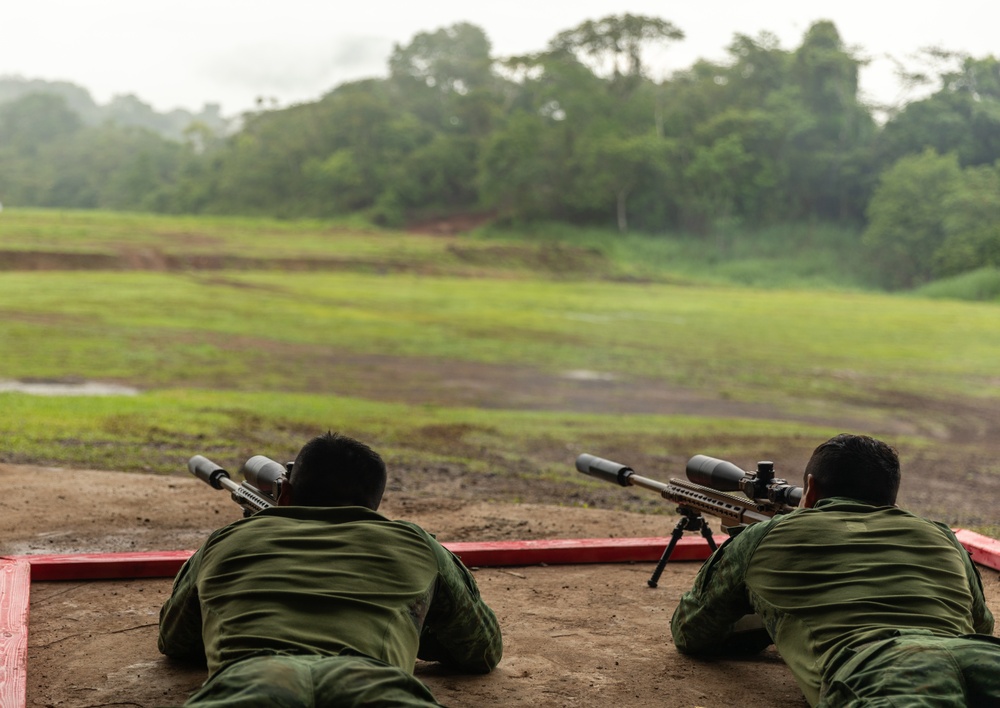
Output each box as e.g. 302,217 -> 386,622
65,125 -> 185,210
675,109 -> 783,232
863,150 -> 961,288
389,22 -> 494,95
388,22 -> 498,135
478,111 -> 561,222
0,93 -> 81,153
0,78 -> 101,123
571,131 -> 675,232
387,135 -> 479,212
203,80 -> 424,217
484,47 -> 618,224
723,32 -> 791,103
936,165 -> 1000,275
879,54 -> 1000,170
549,13 -> 684,92
785,21 -> 876,221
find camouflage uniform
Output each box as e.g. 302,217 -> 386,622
159,505 -> 502,707
671,497 -> 996,707
178,654 -> 443,707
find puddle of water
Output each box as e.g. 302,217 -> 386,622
562,370 -> 617,382
0,379 -> 139,396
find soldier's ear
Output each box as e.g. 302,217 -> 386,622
277,478 -> 294,506
802,474 -> 820,508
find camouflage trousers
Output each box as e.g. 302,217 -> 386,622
182,653 -> 445,708
818,631 -> 1000,707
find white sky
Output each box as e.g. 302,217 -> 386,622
1,1 -> 996,116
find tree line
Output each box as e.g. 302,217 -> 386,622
1,16 -> 999,289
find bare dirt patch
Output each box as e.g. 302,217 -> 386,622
406,212 -> 495,236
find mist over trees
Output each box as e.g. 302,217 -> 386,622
2,16 -> 999,290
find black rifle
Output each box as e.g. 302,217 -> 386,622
576,453 -> 802,587
188,454 -> 290,516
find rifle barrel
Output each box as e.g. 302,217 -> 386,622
187,454 -> 274,514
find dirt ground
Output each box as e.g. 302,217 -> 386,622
4,462 -> 999,708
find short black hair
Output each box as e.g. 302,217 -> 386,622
804,433 -> 900,506
289,432 -> 387,510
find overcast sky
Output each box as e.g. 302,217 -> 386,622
1,1 -> 996,116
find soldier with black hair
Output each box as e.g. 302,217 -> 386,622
159,432 -> 502,707
671,433 -> 998,706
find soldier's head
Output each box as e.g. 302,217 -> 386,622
279,432 -> 387,510
802,433 -> 900,507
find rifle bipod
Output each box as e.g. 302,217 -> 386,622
647,506 -> 718,588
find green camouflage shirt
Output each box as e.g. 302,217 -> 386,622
671,497 -> 994,706
158,505 -> 502,677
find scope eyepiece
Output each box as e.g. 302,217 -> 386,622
770,484 -> 803,507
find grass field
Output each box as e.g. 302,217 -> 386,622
1,209 -> 998,534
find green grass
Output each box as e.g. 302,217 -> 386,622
1,208 -> 998,535
0,388 -> 829,476
477,221 -> 878,291
915,267 -> 1000,302
0,208 -> 610,276
2,270 -> 997,402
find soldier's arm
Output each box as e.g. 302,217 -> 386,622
418,544 -> 503,673
157,548 -> 207,663
959,539 -> 994,634
671,524 -> 772,656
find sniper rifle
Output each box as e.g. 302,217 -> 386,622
576,453 -> 802,587
188,454 -> 290,516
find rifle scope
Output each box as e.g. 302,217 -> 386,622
685,455 -> 747,491
687,454 -> 802,507
240,455 -> 288,495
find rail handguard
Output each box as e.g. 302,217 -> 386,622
188,454 -> 290,516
